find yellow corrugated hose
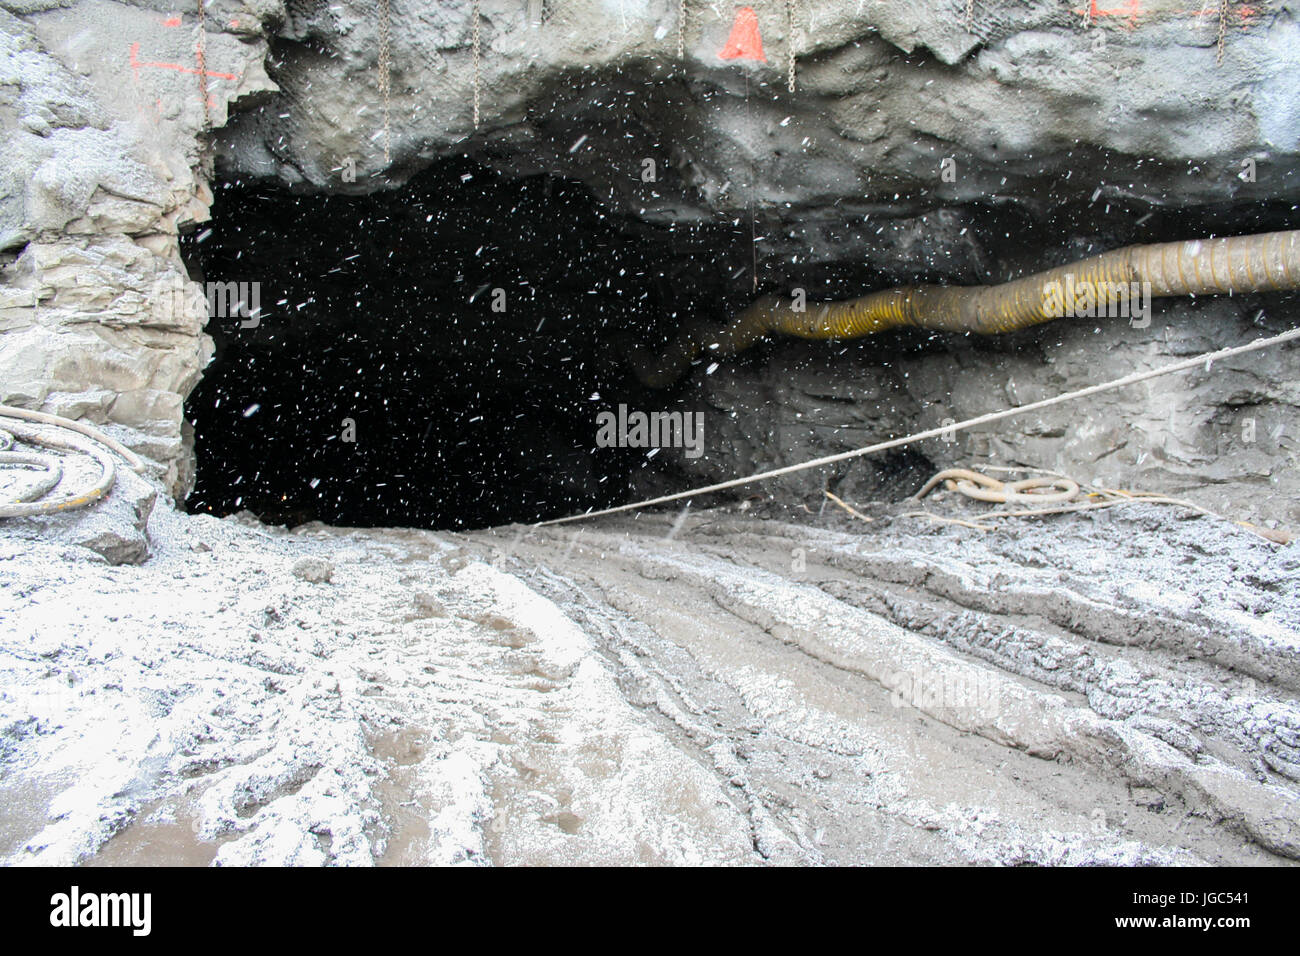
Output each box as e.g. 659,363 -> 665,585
631,229 -> 1300,387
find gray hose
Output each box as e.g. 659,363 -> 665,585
0,451 -> 65,503
0,415 -> 126,518
0,404 -> 145,472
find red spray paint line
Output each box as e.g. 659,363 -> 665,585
1078,0 -> 1142,27
129,41 -> 238,80
719,6 -> 766,62
1074,2 -> 1259,25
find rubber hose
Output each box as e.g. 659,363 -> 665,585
0,451 -> 65,503
0,421 -> 117,518
632,229 -> 1300,387
0,404 -> 145,473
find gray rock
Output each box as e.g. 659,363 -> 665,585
291,556 -> 334,584
3,463 -> 158,565
212,0 -> 1300,270
407,590 -> 447,620
0,2 -> 274,497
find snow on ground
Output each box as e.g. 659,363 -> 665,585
1,492 -> 1298,866
0,505 -> 751,865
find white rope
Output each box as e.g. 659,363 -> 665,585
537,326 -> 1300,526
0,418 -> 122,518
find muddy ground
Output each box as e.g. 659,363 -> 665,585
1,492 -> 1298,866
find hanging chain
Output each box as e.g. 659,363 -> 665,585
196,0 -> 211,130
378,0 -> 392,161
966,0 -> 973,34
677,0 -> 686,60
786,0 -> 797,92
1217,0 -> 1229,65
745,71 -> 757,293
472,0 -> 482,127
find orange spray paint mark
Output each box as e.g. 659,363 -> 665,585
129,41 -> 239,81
1076,2 -> 1259,27
1076,0 -> 1141,28
719,7 -> 766,62
162,16 -> 182,27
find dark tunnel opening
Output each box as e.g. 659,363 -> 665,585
181,157 -> 753,529
181,153 -> 1300,530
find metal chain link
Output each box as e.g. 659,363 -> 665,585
786,0 -> 797,92
966,0 -> 973,34
1217,0 -> 1229,66
378,0 -> 392,161
196,0 -> 210,130
745,71 -> 757,293
678,0 -> 685,59
472,0 -> 482,128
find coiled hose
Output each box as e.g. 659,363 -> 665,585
0,405 -> 146,518
631,229 -> 1300,387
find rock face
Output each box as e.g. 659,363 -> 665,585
0,1 -> 275,495
652,296 -> 1300,526
1,0 -> 1298,515
219,0 -> 1300,240
3,462 -> 157,564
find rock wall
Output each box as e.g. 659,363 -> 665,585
650,295 -> 1300,526
1,0 -> 1298,506
220,0 -> 1300,236
0,1 -> 275,493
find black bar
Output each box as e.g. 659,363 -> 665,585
0,865 -> 1290,942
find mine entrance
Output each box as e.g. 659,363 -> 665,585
181,158 -> 742,529
182,154 -> 1300,530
